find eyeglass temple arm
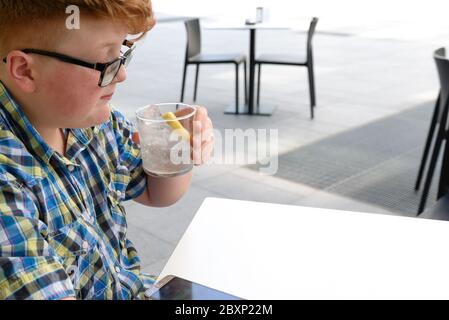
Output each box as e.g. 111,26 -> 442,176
2,39 -> 134,64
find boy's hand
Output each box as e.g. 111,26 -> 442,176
176,106 -> 214,166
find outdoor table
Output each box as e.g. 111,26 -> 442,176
157,197 -> 449,299
205,22 -> 291,116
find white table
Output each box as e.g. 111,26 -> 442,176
157,197 -> 449,299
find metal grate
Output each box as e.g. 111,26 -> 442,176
249,102 -> 440,215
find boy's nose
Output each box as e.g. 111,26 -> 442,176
114,64 -> 127,83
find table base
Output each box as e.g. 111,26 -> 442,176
224,104 -> 277,116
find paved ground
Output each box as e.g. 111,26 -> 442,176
111,17 -> 447,276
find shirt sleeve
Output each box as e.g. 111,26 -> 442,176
0,180 -> 75,300
110,108 -> 147,201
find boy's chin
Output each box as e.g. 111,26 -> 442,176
81,104 -> 111,128
95,110 -> 112,126
97,102 -> 112,118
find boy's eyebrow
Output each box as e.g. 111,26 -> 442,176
98,41 -> 124,49
100,42 -> 119,48
98,40 -> 133,52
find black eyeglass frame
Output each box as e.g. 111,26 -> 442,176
2,39 -> 135,87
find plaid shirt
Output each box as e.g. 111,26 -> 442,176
0,82 -> 156,299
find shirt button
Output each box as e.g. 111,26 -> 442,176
116,190 -> 123,197
115,266 -> 121,273
67,266 -> 78,280
68,165 -> 75,172
82,242 -> 89,250
144,289 -> 153,298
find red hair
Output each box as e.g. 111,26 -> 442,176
0,0 -> 156,55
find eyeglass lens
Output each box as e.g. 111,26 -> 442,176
101,49 -> 133,87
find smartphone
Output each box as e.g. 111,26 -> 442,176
145,275 -> 244,300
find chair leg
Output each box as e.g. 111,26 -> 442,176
257,63 -> 261,106
307,64 -> 316,119
243,61 -> 248,104
180,63 -> 188,102
308,62 -> 316,107
417,98 -> 449,215
194,64 -> 200,103
415,93 -> 440,191
417,129 -> 444,215
437,135 -> 449,199
235,63 -> 239,114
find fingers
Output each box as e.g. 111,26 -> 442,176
194,106 -> 208,122
201,119 -> 214,142
201,138 -> 215,164
192,116 -> 215,165
176,105 -> 214,166
175,105 -> 207,132
193,139 -> 215,165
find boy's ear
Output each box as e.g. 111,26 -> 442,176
5,51 -> 37,93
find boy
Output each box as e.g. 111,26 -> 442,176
0,0 -> 214,299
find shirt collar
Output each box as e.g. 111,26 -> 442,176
67,118 -> 109,153
70,123 -> 108,147
63,124 -> 107,162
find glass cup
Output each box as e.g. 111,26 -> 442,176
136,103 -> 197,177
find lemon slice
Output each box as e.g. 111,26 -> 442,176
162,112 -> 191,141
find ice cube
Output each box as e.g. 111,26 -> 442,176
142,104 -> 162,120
138,105 -> 181,146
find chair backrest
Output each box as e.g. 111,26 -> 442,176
435,48 -> 449,115
184,18 -> 202,61
306,17 -> 318,61
433,48 -> 449,130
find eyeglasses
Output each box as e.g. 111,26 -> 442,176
2,39 -> 135,87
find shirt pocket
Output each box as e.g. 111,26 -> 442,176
47,219 -> 108,299
47,219 -> 98,258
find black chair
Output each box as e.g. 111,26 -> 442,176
415,91 -> 440,191
180,18 -> 247,113
417,47 -> 449,215
255,17 -> 318,119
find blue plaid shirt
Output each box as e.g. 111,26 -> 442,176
0,82 -> 156,299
